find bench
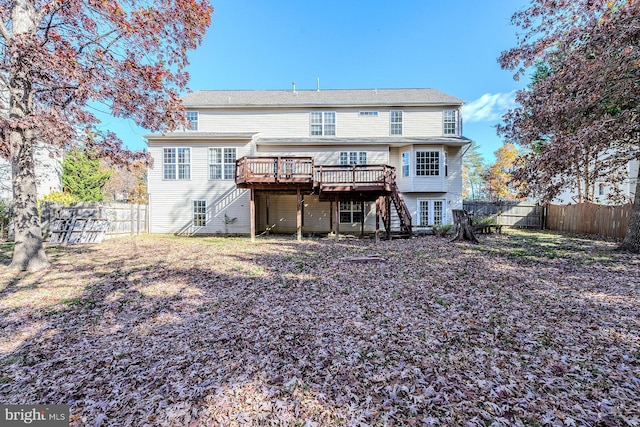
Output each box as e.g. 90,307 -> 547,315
473,224 -> 503,234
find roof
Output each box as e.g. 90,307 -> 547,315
181,88 -> 465,108
143,132 -> 257,141
256,136 -> 471,147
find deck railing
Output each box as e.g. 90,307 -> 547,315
314,164 -> 394,191
236,156 -> 398,193
236,156 -> 314,184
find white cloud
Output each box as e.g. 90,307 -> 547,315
462,91 -> 518,123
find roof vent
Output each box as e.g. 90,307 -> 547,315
292,81 -> 297,94
317,77 -> 320,92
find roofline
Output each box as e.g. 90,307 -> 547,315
143,132 -> 258,141
183,101 -> 465,109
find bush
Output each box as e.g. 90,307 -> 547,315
41,191 -> 81,205
0,199 -> 12,239
433,223 -> 453,237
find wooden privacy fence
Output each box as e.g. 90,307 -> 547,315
463,201 -> 544,229
41,202 -> 148,244
545,202 -> 632,239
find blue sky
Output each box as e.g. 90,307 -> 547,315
99,0 -> 530,163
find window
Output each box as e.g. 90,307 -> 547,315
402,152 -> 410,177
598,183 -> 606,196
339,151 -> 367,165
418,199 -> 445,226
339,201 -> 364,223
193,200 -> 207,227
359,111 -> 378,117
390,110 -> 403,135
186,111 -> 198,131
310,111 -> 336,136
444,152 -> 448,177
163,147 -> 190,180
415,151 -> 440,176
444,110 -> 458,135
209,148 -> 236,180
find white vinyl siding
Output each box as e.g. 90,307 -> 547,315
390,110 -> 403,135
310,111 -> 336,136
194,108 -> 449,138
163,147 -> 190,180
209,148 -> 236,180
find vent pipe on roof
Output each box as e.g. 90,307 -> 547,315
317,77 -> 320,92
292,81 -> 296,94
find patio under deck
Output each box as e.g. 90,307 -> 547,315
235,156 -> 412,241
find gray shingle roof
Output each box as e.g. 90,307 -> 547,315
182,88 -> 465,108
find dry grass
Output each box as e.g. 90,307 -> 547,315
0,230 -> 639,426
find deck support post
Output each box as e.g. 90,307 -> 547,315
296,187 -> 302,242
375,197 -> 380,242
385,196 -> 392,240
250,188 -> 256,243
334,196 -> 340,241
360,200 -> 365,237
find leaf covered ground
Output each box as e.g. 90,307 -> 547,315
0,230 -> 639,426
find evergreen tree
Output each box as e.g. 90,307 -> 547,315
62,149 -> 113,202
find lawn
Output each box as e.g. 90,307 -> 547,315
0,231 -> 639,426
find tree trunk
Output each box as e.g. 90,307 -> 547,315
450,209 -> 479,244
10,131 -> 50,271
8,3 -> 50,271
619,166 -> 640,253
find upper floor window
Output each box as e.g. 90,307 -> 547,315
340,151 -> 367,165
310,111 -> 336,136
401,152 -> 410,177
209,147 -> 236,180
186,111 -> 199,131
415,151 -> 440,176
390,110 -> 403,135
359,111 -> 378,117
443,110 -> 458,135
163,147 -> 190,180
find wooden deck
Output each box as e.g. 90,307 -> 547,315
236,156 -> 393,197
235,156 -> 412,241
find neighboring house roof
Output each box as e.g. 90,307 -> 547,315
181,88 -> 465,108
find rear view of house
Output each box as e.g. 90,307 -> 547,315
145,88 -> 471,237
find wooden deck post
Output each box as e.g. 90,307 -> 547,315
334,197 -> 340,241
385,196 -> 392,240
250,188 -> 256,242
375,197 -> 380,242
296,187 -> 302,241
360,200 -> 365,237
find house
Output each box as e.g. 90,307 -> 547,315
0,142 -> 62,201
552,159 -> 639,205
145,88 -> 471,238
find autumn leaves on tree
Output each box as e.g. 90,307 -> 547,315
498,0 -> 640,252
0,1 -> 213,271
